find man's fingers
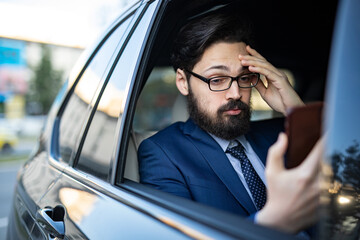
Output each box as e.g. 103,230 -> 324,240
248,65 -> 283,83
240,56 -> 282,77
241,46 -> 288,82
266,133 -> 287,173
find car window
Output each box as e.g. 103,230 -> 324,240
75,2 -> 157,181
58,13 -> 135,164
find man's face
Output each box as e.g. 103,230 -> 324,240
186,42 -> 252,140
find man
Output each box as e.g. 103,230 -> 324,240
138,13 -> 322,234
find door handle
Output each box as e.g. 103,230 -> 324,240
36,205 -> 65,239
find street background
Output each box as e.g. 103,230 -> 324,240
0,161 -> 22,239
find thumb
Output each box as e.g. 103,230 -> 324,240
266,133 -> 287,173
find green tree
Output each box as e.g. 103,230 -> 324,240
27,45 -> 63,114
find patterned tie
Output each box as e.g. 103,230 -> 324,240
226,141 -> 267,210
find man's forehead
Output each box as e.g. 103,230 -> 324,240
203,65 -> 249,74
193,42 -> 248,74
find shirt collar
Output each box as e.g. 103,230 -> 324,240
209,134 -> 247,152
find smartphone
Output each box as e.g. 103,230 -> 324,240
285,102 -> 323,169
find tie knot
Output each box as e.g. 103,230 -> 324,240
226,141 -> 245,154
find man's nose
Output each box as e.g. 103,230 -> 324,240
225,80 -> 241,100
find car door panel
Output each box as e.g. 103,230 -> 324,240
37,171 -> 190,240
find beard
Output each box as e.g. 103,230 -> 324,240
187,88 -> 251,140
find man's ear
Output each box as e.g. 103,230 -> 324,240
176,69 -> 189,96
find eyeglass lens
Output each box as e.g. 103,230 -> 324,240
209,73 -> 259,91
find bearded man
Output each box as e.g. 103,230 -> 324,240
138,12 -> 322,234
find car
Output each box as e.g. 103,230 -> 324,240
0,126 -> 18,153
6,0 -> 360,239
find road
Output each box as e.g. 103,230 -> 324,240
0,161 -> 23,240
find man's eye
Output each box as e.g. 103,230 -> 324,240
210,77 -> 227,85
239,75 -> 251,82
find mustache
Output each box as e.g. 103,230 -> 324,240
218,100 -> 250,113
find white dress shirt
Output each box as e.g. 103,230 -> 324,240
210,134 -> 266,207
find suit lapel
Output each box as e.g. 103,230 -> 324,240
183,119 -> 257,214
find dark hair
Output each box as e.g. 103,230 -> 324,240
171,12 -> 253,75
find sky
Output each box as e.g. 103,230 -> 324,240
0,0 -> 135,48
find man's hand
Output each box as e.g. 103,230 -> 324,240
239,46 -> 304,115
256,133 -> 323,233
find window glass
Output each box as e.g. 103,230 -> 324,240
133,67 -> 178,132
58,15 -> 133,164
76,2 -> 157,180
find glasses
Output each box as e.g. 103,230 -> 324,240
184,69 -> 260,92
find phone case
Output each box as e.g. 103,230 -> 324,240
285,102 -> 323,168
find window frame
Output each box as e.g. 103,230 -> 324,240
110,0 -> 340,239
48,1 -> 143,171
72,0 -> 158,181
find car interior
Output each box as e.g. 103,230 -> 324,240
122,0 -> 338,184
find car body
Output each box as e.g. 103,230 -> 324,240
6,0 -> 360,239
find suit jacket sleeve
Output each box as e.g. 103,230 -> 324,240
138,138 -> 192,199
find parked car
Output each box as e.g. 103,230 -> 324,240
0,126 -> 18,153
7,0 -> 360,239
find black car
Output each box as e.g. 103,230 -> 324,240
7,0 -> 360,239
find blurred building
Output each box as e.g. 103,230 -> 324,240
0,37 -> 83,119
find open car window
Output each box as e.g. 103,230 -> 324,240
116,0 -> 337,238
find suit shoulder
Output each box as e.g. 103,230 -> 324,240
140,121 -> 187,146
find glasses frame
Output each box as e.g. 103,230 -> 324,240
184,69 -> 260,92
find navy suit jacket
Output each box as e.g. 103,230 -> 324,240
138,117 -> 284,218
